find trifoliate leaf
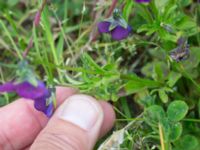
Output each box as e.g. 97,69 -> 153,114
167,100 -> 188,122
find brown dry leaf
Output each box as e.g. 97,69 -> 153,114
98,129 -> 125,150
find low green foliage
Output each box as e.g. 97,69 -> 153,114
167,100 -> 188,122
0,0 -> 200,149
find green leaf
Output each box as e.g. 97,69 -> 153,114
135,3 -> 153,23
154,62 -> 164,81
158,89 -> 168,103
182,47 -> 200,71
179,0 -> 192,7
141,61 -> 169,79
56,32 -> 64,63
176,16 -> 198,36
81,53 -> 106,74
123,0 -> 134,21
198,99 -> 200,117
179,135 -> 199,150
144,105 -> 166,127
167,72 -> 182,87
167,100 -> 188,122
163,3 -> 177,21
160,117 -> 171,141
42,6 -> 59,65
197,5 -> 200,26
169,122 -> 182,142
4,11 -> 18,36
120,97 -> 132,118
7,0 -> 19,6
124,74 -> 160,94
0,97 -> 7,106
0,20 -> 22,59
138,95 -> 156,108
153,0 -> 168,12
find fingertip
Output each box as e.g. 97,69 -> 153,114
31,94 -> 104,150
0,87 -> 77,150
99,101 -> 116,138
55,86 -> 78,105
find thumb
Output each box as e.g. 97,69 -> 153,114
30,94 -> 105,150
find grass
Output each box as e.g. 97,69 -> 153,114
0,0 -> 200,149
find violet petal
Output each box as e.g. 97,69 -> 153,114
0,82 -> 16,92
34,96 -> 54,117
15,81 -> 47,99
98,21 -> 111,33
34,97 -> 48,115
135,0 -> 151,3
45,103 -> 54,117
111,25 -> 131,41
34,90 -> 54,117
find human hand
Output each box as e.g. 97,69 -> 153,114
0,87 -> 115,150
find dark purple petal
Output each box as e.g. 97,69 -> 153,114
34,98 -> 54,117
0,79 -> 53,117
15,81 -> 47,99
45,103 -> 54,117
135,0 -> 150,3
111,25 -> 131,41
34,97 -> 46,113
177,37 -> 186,46
34,91 -> 54,117
0,82 -> 16,92
98,21 -> 111,33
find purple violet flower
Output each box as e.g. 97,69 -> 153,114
0,80 -> 54,117
98,22 -> 132,41
98,9 -> 132,41
169,37 -> 190,62
135,0 -> 151,3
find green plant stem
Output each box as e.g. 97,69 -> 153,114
120,97 -> 132,118
0,68 -> 9,104
116,118 -> 144,122
116,118 -> 200,123
183,118 -> 200,123
113,106 -> 129,119
78,1 -> 86,37
159,123 -> 165,150
0,20 -> 23,60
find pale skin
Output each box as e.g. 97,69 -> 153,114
0,87 -> 116,150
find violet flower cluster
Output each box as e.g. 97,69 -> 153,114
0,81 -> 54,117
98,0 -> 150,41
0,2 -> 56,117
0,0 -> 152,116
169,38 -> 190,62
98,9 -> 132,41
0,61 -> 54,117
135,0 -> 150,2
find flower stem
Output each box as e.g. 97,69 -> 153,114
106,0 -> 118,18
23,37 -> 33,58
23,0 -> 47,58
159,123 -> 166,150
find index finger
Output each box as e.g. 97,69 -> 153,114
0,87 -> 76,150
